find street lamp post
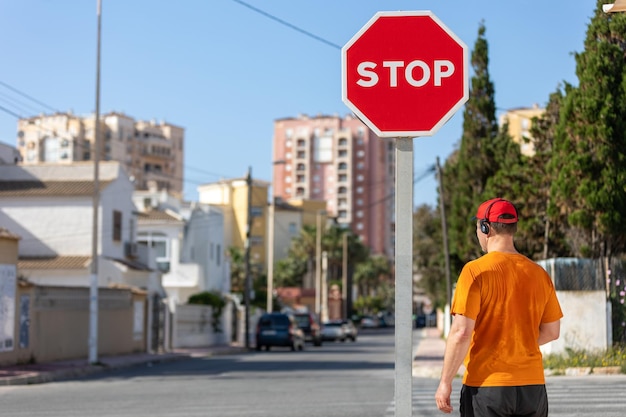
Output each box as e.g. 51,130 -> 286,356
89,0 -> 102,365
266,200 -> 275,312
342,231 -> 349,320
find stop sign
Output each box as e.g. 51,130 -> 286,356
342,11 -> 468,137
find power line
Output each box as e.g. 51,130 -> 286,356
0,104 -> 22,119
231,0 -> 342,50
0,80 -> 57,113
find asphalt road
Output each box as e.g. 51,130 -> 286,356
1,328 -> 625,417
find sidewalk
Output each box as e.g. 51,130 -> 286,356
0,328 -> 448,386
412,326 -> 448,379
0,344 -> 247,386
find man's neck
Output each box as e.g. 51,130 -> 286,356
486,235 -> 518,254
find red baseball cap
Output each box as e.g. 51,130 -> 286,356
474,198 -> 518,224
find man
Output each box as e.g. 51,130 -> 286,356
435,198 -> 563,416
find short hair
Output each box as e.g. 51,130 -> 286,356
491,218 -> 517,235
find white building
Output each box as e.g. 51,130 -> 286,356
0,161 -> 163,291
132,185 -> 230,308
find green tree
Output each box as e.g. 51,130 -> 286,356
412,204 -> 447,309
550,1 -> 626,258
444,21 -> 501,266
515,89 -> 570,259
226,246 -> 245,293
353,254 -> 392,298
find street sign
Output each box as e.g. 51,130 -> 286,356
342,11 -> 469,137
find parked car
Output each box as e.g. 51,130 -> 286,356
341,319 -> 358,341
360,315 -> 380,328
255,312 -> 305,351
294,312 -> 323,346
321,320 -> 346,342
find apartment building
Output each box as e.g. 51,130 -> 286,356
15,112 -> 184,197
272,114 -> 395,257
499,105 -> 545,157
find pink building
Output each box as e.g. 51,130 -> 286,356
272,114 -> 395,257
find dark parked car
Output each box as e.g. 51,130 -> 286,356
294,312 -> 323,346
255,312 -> 305,351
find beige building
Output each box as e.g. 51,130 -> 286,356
16,112 -> 184,197
272,114 -> 395,257
499,105 -> 545,157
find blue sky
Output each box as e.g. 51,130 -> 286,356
0,1 -> 596,207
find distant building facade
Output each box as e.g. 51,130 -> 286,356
499,105 -> 545,157
197,177 -> 270,272
15,112 -> 184,197
272,114 -> 395,257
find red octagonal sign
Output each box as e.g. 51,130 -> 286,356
342,11 -> 468,138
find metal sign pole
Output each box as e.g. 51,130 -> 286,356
395,137 -> 414,416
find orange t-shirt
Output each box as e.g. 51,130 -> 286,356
452,252 -> 563,387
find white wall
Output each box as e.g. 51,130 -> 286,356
0,197 -> 94,256
541,290 -> 610,355
100,175 -> 137,260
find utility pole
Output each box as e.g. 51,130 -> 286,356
315,210 -> 323,318
266,200 -> 274,312
89,0 -> 102,365
436,157 -> 452,337
244,166 -> 253,349
342,232 -> 348,320
321,251 -> 328,322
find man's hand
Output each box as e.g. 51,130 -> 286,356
435,381 -> 453,413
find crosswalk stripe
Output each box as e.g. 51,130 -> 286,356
383,376 -> 626,416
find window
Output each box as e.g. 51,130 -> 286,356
296,174 -> 305,183
338,162 -> 347,170
338,186 -> 347,195
338,138 -> 348,147
338,150 -> 348,158
113,210 -> 122,242
297,139 -> 306,147
338,174 -> 347,182
288,222 -> 298,235
137,231 -> 170,272
216,244 -> 221,266
296,163 -> 305,171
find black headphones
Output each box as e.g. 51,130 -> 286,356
479,198 -> 504,235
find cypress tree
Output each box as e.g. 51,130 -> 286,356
444,21 -> 500,264
550,1 -> 626,258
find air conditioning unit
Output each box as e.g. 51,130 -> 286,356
125,242 -> 139,258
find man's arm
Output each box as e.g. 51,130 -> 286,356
435,314 -> 475,414
538,320 -> 560,346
